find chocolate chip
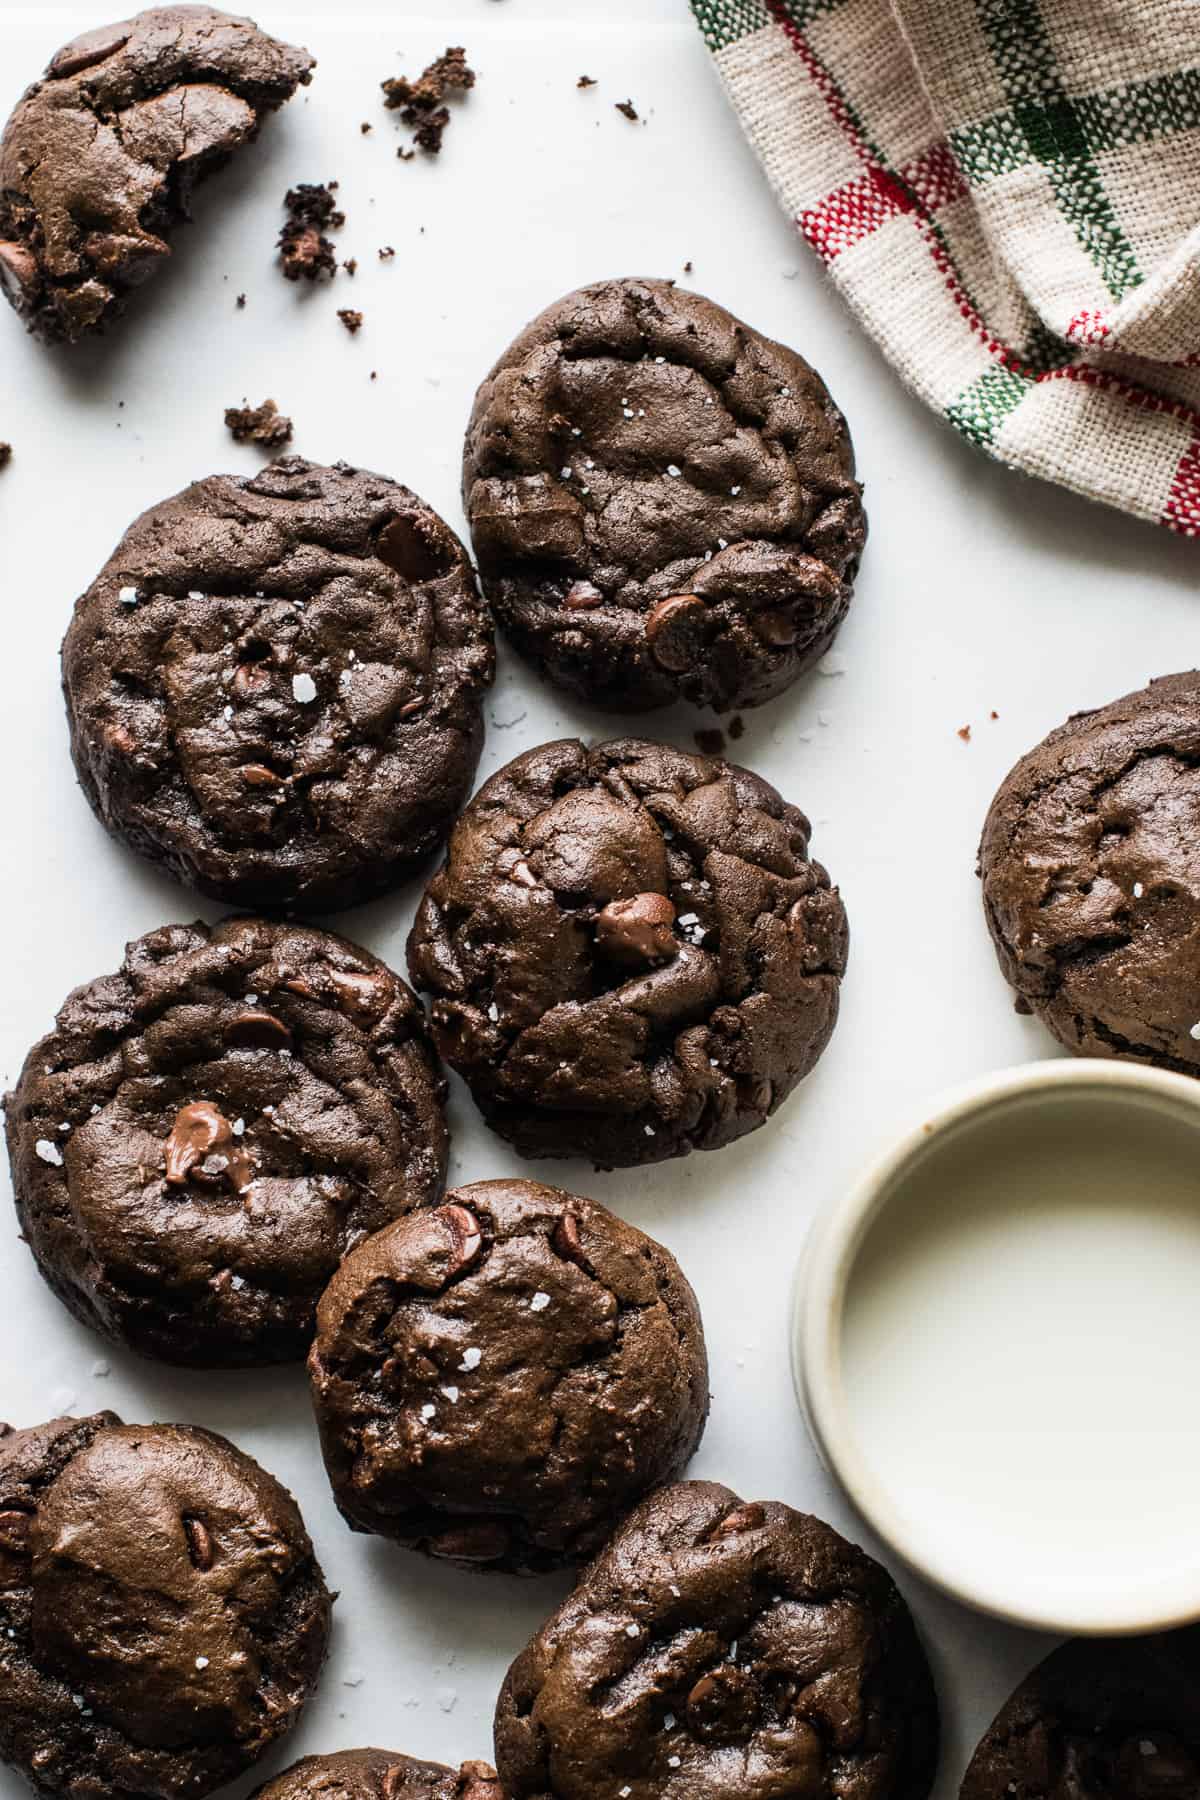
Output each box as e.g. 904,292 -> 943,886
439,1204 -> 483,1276
228,1011 -> 293,1050
710,1501 -> 766,1538
645,593 -> 707,673
551,1211 -> 588,1269
0,1508 -> 32,1557
428,1521 -> 510,1563
164,1101 -> 254,1195
563,581 -> 604,610
594,892 -> 677,969
241,763 -> 283,788
232,661 -> 271,700
182,1513 -> 214,1570
752,608 -> 798,648
686,1665 -> 761,1743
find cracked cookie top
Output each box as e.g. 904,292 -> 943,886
308,1178 -> 710,1574
961,1633 -> 1200,1800
463,277 -> 866,714
979,673 -> 1200,1071
4,916 -> 447,1367
253,1751 -> 504,1800
61,458 -> 495,911
0,1412 -> 330,1800
0,6 -> 313,344
406,736 -> 849,1169
494,1480 -> 939,1800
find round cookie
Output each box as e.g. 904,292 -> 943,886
308,1179 -> 710,1572
0,7 -> 313,345
494,1479 -> 939,1800
62,457 -> 494,912
407,737 -> 849,1168
463,276 -> 866,714
252,1748 -> 503,1800
960,1632 -> 1200,1799
0,1411 -> 330,1800
979,673 -> 1200,1072
4,915 -> 447,1367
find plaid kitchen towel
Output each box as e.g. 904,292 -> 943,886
690,0 -> 1200,535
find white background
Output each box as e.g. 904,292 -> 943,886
0,2 -> 1197,1795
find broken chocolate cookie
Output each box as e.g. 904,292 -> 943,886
0,7 -> 313,344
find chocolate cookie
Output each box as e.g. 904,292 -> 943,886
494,1479 -> 939,1800
309,1178 -> 710,1572
961,1632 -> 1200,1799
0,1411 -> 330,1800
463,277 -> 865,713
979,673 -> 1200,1071
0,7 -> 313,345
62,457 -> 494,911
5,915 -> 447,1366
407,737 -> 848,1167
253,1748 -> 502,1800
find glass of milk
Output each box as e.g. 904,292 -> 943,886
793,1058 -> 1200,1634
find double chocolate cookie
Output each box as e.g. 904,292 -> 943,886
254,1749 -> 502,1800
494,1480 -> 939,1800
464,277 -> 865,713
5,916 -> 447,1366
961,1632 -> 1200,1799
407,737 -> 848,1167
0,7 -> 313,344
309,1179 -> 709,1572
62,458 -> 493,910
0,1412 -> 330,1800
980,673 -> 1200,1072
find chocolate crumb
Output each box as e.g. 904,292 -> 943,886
0,444 -> 11,471
370,371 -> 378,381
360,121 -> 373,134
990,709 -> 999,720
278,182 -> 344,281
684,260 -> 694,273
397,146 -> 415,161
615,99 -> 639,121
578,75 -> 597,88
379,245 -> 395,260
338,309 -> 364,335
957,725 -> 971,742
235,293 -> 246,308
383,46 -> 476,157
343,258 -> 358,276
224,399 -> 293,448
728,714 -> 745,740
694,728 -> 726,756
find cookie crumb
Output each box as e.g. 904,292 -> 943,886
577,74 -> 597,88
957,724 -> 971,742
360,121 -> 372,134
694,728 -> 726,756
224,399 -> 293,447
342,257 -> 358,276
615,99 -> 639,121
278,182 -> 344,281
379,245 -> 395,260
337,309 -> 364,335
235,293 -> 246,309
990,709 -> 999,720
383,46 -> 476,156
683,259 -> 694,273
0,443 -> 10,470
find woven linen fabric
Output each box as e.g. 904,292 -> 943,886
690,0 -> 1200,535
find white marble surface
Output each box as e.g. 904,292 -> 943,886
0,2 -> 1196,1795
